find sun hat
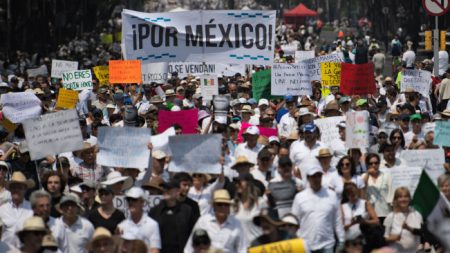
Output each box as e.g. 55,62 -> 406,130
245,126 -> 260,135
231,156 -> 255,170
56,193 -> 85,213
79,179 -> 97,190
86,227 -> 114,251
6,171 -> 35,189
299,107 -> 316,117
324,100 -> 340,111
125,187 -> 145,199
212,189 -> 233,204
101,171 -> 133,191
150,95 -> 164,104
316,148 -> 333,159
281,213 -> 299,227
241,105 -> 254,114
141,177 -> 165,193
41,234 -> 58,249
165,89 -> 176,96
152,150 -> 167,160
16,217 -> 47,236
336,121 -> 346,128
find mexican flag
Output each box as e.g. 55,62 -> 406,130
203,78 -> 215,86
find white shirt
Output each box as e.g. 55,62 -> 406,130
364,172 -> 394,217
402,50 -> 416,68
184,213 -> 247,253
56,216 -> 94,253
0,200 -> 33,248
341,199 -> 369,240
403,130 -> 424,148
433,50 -> 449,76
321,168 -> 344,196
291,187 -> 345,250
117,214 -> 161,250
48,217 -> 70,253
234,198 -> 267,245
329,138 -> 347,167
234,142 -> 263,165
188,179 -> 225,215
384,210 -> 423,253
278,113 -> 297,138
290,140 -> 328,179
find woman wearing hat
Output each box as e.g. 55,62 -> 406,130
16,217 -> 48,253
188,170 -> 225,215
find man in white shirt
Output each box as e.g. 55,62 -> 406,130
404,113 -> 424,148
117,187 -> 161,253
234,126 -> 264,164
278,96 -> 297,140
291,164 -> 345,253
402,47 -> 416,68
0,172 -> 34,248
184,189 -> 247,253
433,50 -> 449,76
251,148 -> 275,187
330,121 -> 347,166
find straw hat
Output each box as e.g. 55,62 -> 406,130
324,100 -> 339,111
212,189 -> 233,204
16,217 -> 47,236
86,227 -> 114,251
141,177 -> 165,193
231,156 -> 255,170
6,171 -> 35,189
101,171 -> 133,191
253,209 -> 284,227
441,109 -> 450,117
150,95 -> 164,104
316,148 -> 333,158
241,105 -> 254,115
56,193 -> 85,213
42,234 -> 58,249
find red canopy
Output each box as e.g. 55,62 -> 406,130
284,3 -> 317,17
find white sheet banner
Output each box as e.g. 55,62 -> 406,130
280,45 -> 297,56
303,54 -> 343,81
0,92 -> 42,123
390,166 -> 423,195
168,62 -> 246,77
400,149 -> 445,185
400,69 -> 432,97
150,127 -> 176,155
346,111 -> 370,149
23,110 -> 83,160
271,62 -> 312,96
97,127 -> 151,169
295,50 -> 315,62
122,9 -> 276,64
51,60 -> 78,78
27,65 -> 48,78
141,62 -> 169,84
314,116 -> 345,146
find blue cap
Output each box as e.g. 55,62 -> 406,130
247,98 -> 257,105
284,95 -> 295,103
302,123 -> 317,133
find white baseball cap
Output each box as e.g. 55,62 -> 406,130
125,187 -> 145,199
245,126 -> 260,135
268,136 -> 280,143
258,99 -> 269,107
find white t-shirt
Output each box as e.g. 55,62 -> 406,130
117,214 -> 161,250
384,210 -> 423,253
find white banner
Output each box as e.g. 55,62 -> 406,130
168,62 -> 246,77
0,92 -> 42,123
295,50 -> 315,62
200,74 -> 219,100
169,134 -> 222,174
122,9 -> 276,65
23,110 -> 83,160
150,127 -> 176,156
97,127 -> 151,169
400,69 -> 432,97
141,62 -> 169,84
280,45 -> 297,56
62,69 -> 93,90
271,62 -> 312,96
314,116 -> 345,146
114,195 -> 162,215
303,54 -> 343,81
390,166 -> 422,195
51,60 -> 78,78
400,149 -> 445,185
346,111 -> 370,149
27,65 -> 48,78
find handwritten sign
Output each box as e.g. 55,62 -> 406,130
56,88 -> 79,109
93,66 -> 110,85
237,121 -> 278,143
109,60 -> 142,84
158,109 -> 198,134
390,166 -> 423,195
62,69 -> 93,90
400,69 -> 432,97
320,62 -> 341,86
271,63 -> 312,96
114,195 -> 162,215
0,92 -> 42,123
168,62 -> 245,78
22,110 -> 83,160
303,54 -> 343,81
400,149 -> 445,185
314,116 -> 345,146
27,65 -> 48,78
51,60 -> 78,79
169,134 -> 222,174
248,239 -> 307,253
200,75 -> 219,100
340,62 -> 376,95
141,62 -> 169,84
97,127 -> 151,169
434,121 -> 450,147
295,50 -> 315,62
346,111 -> 369,149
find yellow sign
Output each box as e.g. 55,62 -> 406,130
0,117 -> 17,133
101,34 -> 113,45
425,30 -> 432,51
56,88 -> 79,109
320,62 -> 341,87
441,30 -> 447,51
93,66 -> 110,85
248,239 -> 306,253
115,32 -> 122,42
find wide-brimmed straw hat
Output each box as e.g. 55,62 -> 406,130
231,156 -> 254,170
6,171 -> 35,189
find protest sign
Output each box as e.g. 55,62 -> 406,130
248,239 -> 307,253
114,195 -> 162,215
340,63 -> 376,95
320,62 -> 341,86
280,45 -> 297,56
150,127 -> 176,156
0,92 -> 42,123
237,121 -> 278,143
0,117 -> 17,133
93,66 -> 110,85
22,110 -> 83,160
400,149 -> 445,184
303,54 -> 343,81
252,69 -> 272,101
51,60 -> 78,79
122,9 -> 276,64
169,134 -> 222,174
400,69 -> 432,97
390,166 -> 423,195
109,60 -> 142,84
27,65 -> 48,78
56,88 -> 78,109
168,62 -> 246,78
158,109 -> 198,134
97,127 -> 151,169
271,62 -> 312,96
101,33 -> 113,44
434,121 -> 450,147
314,116 -> 345,146
62,69 -> 93,90
346,111 -> 370,149
200,75 -> 219,100
142,62 -> 169,84
295,50 -> 315,62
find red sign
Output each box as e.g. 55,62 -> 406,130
238,121 -> 278,143
340,63 -> 376,95
158,109 -> 199,134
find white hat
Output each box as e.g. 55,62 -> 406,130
336,121 -> 346,128
125,187 -> 145,199
304,158 -> 324,176
268,136 -> 280,143
245,126 -> 260,135
281,214 -> 299,226
152,150 -> 167,159
258,99 -> 269,107
171,105 -> 181,111
307,166 -> 324,176
0,82 -> 9,88
238,98 -> 247,104
299,107 -> 316,117
215,115 -> 227,124
101,171 -> 133,191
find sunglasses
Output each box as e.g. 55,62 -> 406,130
391,117 -> 399,121
215,203 -> 230,207
342,163 -> 351,167
368,161 -> 380,165
392,136 -> 402,140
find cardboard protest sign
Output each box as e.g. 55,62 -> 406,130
340,62 -> 376,95
400,69 -> 432,97
169,134 -> 222,174
199,75 -> 219,100
150,127 -> 176,156
93,66 -> 110,85
303,54 -> 343,81
0,117 -> 17,133
320,62 -> 341,86
122,9 -> 276,64
314,116 -> 345,146
248,239 -> 307,253
51,60 -> 78,78
237,121 -> 278,143
62,69 -> 93,90
295,50 -> 315,62
27,65 -> 48,78
433,121 -> 450,147
158,109 -> 198,134
345,111 -> 370,149
0,92 -> 42,123
97,127 -> 151,169
168,62 -> 246,78
141,62 -> 169,84
22,110 -> 83,160
109,60 -> 142,84
390,166 -> 422,195
252,69 -> 271,101
56,88 -> 78,109
114,195 -> 162,215
271,62 -> 312,96
400,149 -> 445,185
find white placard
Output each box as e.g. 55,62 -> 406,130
169,134 -> 222,174
200,74 -> 219,100
295,50 -> 315,62
346,111 -> 370,149
114,195 -> 163,215
23,110 -> 83,160
390,166 -> 423,195
280,45 -> 297,56
314,116 -> 345,146
26,65 -> 48,77
400,149 -> 445,184
0,92 -> 42,123
51,60 -> 78,78
303,54 -> 344,81
141,62 -> 169,84
271,62 -> 312,96
62,69 -> 93,90
150,127 -> 176,156
400,69 -> 432,97
97,127 -> 151,169
168,62 -> 246,78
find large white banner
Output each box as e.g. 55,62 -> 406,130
303,54 -> 343,81
400,69 -> 432,97
122,9 -> 276,64
168,62 -> 246,77
51,60 -> 78,78
97,127 -> 151,169
295,50 -> 315,63
346,111 -> 370,149
0,92 -> 42,123
271,62 -> 312,96
23,110 -> 83,160
314,116 -> 345,146
390,166 -> 423,195
400,149 -> 445,185
141,62 -> 169,84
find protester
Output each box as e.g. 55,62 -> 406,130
88,184 -> 125,233
16,216 -> 48,253
86,227 -> 117,253
250,209 -> 296,247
